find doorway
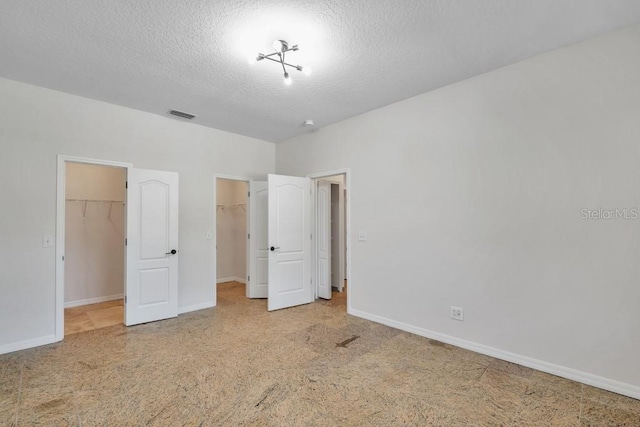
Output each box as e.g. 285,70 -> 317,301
56,157 -> 131,340
215,176 -> 250,301
64,162 -> 126,335
312,173 -> 348,308
265,170 -> 351,312
56,156 -> 181,341
212,170 -> 351,313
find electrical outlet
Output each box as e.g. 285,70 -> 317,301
450,306 -> 464,321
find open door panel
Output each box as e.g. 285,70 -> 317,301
248,180 -> 268,298
267,174 -> 313,311
125,168 -> 179,326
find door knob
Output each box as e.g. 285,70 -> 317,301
166,249 -> 178,255
270,246 -> 280,251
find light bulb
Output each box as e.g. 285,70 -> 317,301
271,40 -> 284,52
284,73 -> 292,85
302,66 -> 312,76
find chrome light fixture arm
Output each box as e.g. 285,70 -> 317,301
256,40 -> 307,84
260,55 -> 303,71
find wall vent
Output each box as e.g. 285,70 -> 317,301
169,109 -> 196,120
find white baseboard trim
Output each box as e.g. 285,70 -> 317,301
2,301 -> 216,354
64,294 -> 124,308
216,277 -> 246,284
349,308 -> 640,400
0,334 -> 57,355
178,301 -> 215,315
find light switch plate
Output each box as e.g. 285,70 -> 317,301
358,231 -> 368,242
43,235 -> 53,247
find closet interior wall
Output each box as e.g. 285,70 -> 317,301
216,179 -> 248,283
64,163 -> 125,307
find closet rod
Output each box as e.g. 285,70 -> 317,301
66,199 -> 124,219
66,198 -> 124,204
216,203 -> 246,212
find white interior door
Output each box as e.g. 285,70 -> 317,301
317,180 -> 332,299
248,181 -> 268,298
268,174 -> 312,311
126,168 -> 179,326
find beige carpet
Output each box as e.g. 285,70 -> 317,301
1,281 -> 638,426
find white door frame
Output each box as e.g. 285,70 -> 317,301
307,168 -> 352,313
213,174 -> 251,303
55,155 -> 132,342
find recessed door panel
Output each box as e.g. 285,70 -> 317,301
277,260 -> 305,293
139,268 -> 170,305
140,181 -> 169,259
276,185 -> 304,253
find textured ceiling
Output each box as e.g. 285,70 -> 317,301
1,1 -> 640,142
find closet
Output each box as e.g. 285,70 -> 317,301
216,179 -> 248,286
64,163 -> 126,335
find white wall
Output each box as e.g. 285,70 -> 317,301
216,179 -> 247,282
277,24 -> 640,397
0,77 -> 274,352
65,163 -> 125,305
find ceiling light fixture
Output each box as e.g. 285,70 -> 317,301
256,40 -> 309,85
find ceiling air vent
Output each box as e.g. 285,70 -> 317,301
169,109 -> 196,120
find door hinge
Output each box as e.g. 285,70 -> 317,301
125,181 -> 128,189
310,233 -> 313,240
124,295 -> 127,304
248,191 -> 250,197
248,233 -> 250,239
125,238 -> 127,246
248,275 -> 250,281
62,255 -> 65,261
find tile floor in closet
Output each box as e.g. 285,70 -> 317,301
64,299 -> 124,335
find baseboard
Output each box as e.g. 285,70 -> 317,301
216,277 -> 246,284
2,302 -> 215,354
348,308 -> 640,400
178,301 -> 215,315
64,294 -> 124,308
0,334 -> 57,355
